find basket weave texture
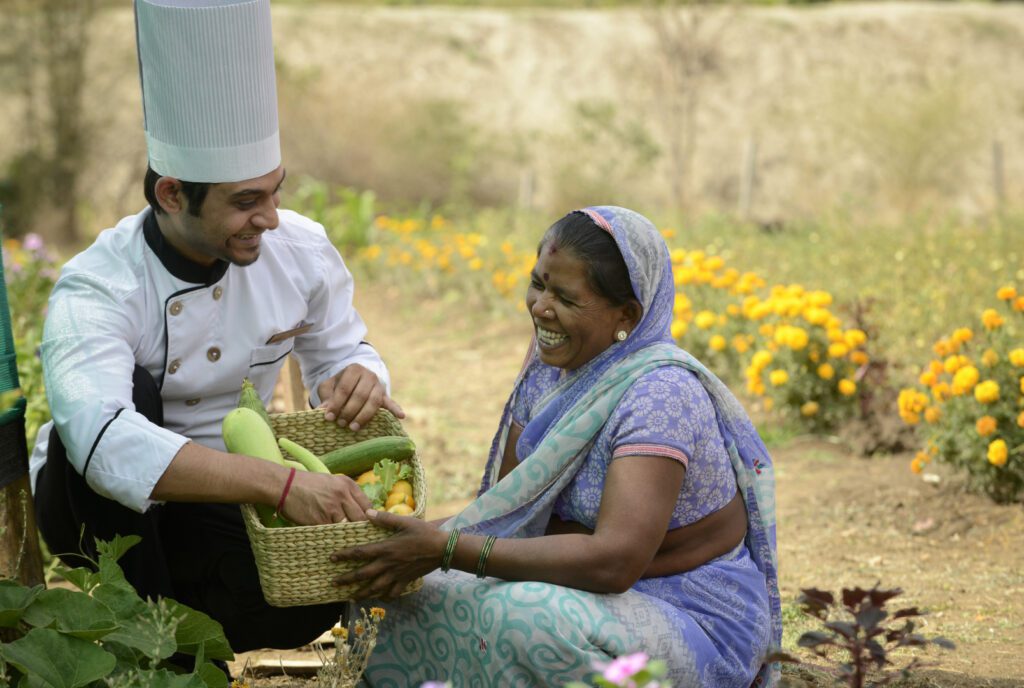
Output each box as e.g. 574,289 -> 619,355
240,408 -> 426,607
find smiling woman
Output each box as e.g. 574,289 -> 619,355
331,206 -> 782,687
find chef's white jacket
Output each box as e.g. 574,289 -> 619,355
29,208 -> 390,513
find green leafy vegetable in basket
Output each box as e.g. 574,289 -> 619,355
358,459 -> 413,509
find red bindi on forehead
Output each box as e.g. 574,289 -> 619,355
547,244 -> 558,255
542,272 -> 549,282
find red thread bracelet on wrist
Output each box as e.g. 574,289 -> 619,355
275,467 -> 297,517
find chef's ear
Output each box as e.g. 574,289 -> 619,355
153,176 -> 185,214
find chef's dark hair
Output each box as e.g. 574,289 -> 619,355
144,166 -> 211,217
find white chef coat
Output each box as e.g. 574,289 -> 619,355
29,208 -> 390,514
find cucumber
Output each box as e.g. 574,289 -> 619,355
278,437 -> 331,474
238,377 -> 273,429
319,436 -> 416,476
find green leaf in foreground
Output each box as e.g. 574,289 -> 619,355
0,579 -> 43,628
21,588 -> 118,641
165,600 -> 234,662
102,600 -> 181,663
0,627 -> 116,688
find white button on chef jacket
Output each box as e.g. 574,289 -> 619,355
29,208 -> 390,513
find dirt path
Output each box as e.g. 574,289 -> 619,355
232,288 -> 1024,686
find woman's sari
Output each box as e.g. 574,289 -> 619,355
362,207 -> 780,687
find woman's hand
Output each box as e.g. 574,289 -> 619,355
330,509 -> 448,600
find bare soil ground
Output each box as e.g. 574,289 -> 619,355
233,289 -> 1024,686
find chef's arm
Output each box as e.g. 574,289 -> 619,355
151,441 -> 372,524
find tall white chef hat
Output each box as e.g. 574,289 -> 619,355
134,0 -> 280,183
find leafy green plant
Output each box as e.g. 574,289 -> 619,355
0,535 -> 234,687
770,585 -> 953,688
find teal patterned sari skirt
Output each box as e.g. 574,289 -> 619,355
361,542 -> 770,687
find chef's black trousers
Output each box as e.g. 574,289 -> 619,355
34,365 -> 347,655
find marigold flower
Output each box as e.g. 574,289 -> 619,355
787,327 -> 809,350
838,379 -> 857,396
981,348 -> 1000,367
987,439 -> 1008,467
928,359 -> 945,376
951,365 -> 980,395
974,380 -> 1000,404
331,625 -> 349,639
751,350 -> 773,370
1017,410 -> 1024,428
996,285 -> 1018,301
762,397 -> 774,411
844,329 -> 867,348
801,401 -> 819,417
828,342 -> 849,359
910,454 -> 925,474
769,369 -> 789,386
850,350 -> 869,366
951,327 -> 974,344
1015,296 -> 1024,312
1021,376 -> 1024,395
818,363 -> 835,380
671,320 -> 687,340
943,355 -> 963,375
933,339 -> 951,357
932,382 -> 951,403
1009,348 -> 1024,367
694,310 -> 717,330
924,406 -> 941,424
976,415 -> 997,436
981,308 -> 1004,330
371,607 -> 386,621
919,370 -> 937,387
709,335 -> 727,352
732,335 -> 750,354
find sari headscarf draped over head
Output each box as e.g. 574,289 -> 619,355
444,206 -> 781,671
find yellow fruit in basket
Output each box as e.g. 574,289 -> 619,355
387,503 -> 414,516
385,492 -> 416,510
391,479 -> 414,497
356,470 -> 380,486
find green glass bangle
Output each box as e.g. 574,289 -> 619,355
441,528 -> 461,572
476,534 -> 497,579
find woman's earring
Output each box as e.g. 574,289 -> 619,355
616,330 -> 628,342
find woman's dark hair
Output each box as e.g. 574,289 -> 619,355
143,165 -> 211,217
539,211 -> 637,307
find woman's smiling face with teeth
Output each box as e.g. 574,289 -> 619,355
526,245 -> 633,371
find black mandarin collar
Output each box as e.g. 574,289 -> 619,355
143,210 -> 228,286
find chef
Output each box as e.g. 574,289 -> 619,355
29,0 -> 402,664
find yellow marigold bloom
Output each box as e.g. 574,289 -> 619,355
919,370 -> 937,387
996,285 -> 1017,301
981,348 -> 999,367
371,607 -> 386,621
758,323 -> 774,337
976,415 -> 997,436
809,350 -> 820,363
827,328 -> 845,343
468,257 -> 483,271
694,310 -> 717,330
943,355 -> 963,375
361,244 -> 382,260
924,406 -> 941,424
769,369 -> 789,386
749,303 -> 772,321
751,350 -> 773,369
928,359 -> 945,376
709,335 -> 727,352
704,255 -> 725,271
850,351 -> 869,366
951,365 -> 980,395
932,339 -> 951,357
838,379 -> 857,396
726,303 -> 741,317
732,335 -> 750,354
1017,410 -> 1024,428
844,329 -> 867,348
801,401 -> 819,417
1008,348 -> 1024,367
1015,296 -> 1024,312
932,382 -> 951,403
331,625 -> 349,639
898,388 -> 929,415
981,308 -> 1004,330
787,327 -> 809,350
987,439 -> 1008,467
828,342 -> 849,359
818,363 -> 835,380
807,290 -> 833,308
802,307 -> 830,326
1021,376 -> 1024,394
974,380 -> 1000,404
671,320 -> 687,340
951,327 -> 974,344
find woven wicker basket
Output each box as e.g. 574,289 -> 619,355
240,408 -> 426,607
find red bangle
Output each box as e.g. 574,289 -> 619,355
275,467 -> 297,516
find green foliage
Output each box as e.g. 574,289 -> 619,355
289,177 -> 378,249
0,535 -> 233,688
2,231 -> 58,444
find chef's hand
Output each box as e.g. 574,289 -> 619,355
317,363 -> 405,431
281,470 -> 373,524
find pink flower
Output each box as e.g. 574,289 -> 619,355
603,652 -> 649,684
23,233 -> 43,252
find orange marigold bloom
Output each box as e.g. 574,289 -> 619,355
924,406 -> 941,423
1014,296 -> 1024,312
850,351 -> 869,366
981,308 -> 1004,330
976,415 -> 997,436
838,379 -> 857,396
987,439 -> 1008,467
996,285 -> 1018,301
1017,410 -> 1024,429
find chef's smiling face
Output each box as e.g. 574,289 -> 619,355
156,165 -> 286,267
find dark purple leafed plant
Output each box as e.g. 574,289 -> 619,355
768,584 -> 954,688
